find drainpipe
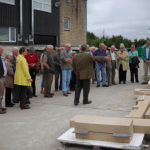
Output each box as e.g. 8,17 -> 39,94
19,0 -> 23,39
30,0 -> 34,42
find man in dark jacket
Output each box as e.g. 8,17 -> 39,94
72,44 -> 111,106
11,47 -> 19,103
43,45 -> 55,98
53,47 -> 64,91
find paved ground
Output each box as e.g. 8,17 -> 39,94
0,61 -> 149,150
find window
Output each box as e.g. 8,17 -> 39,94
33,0 -> 51,13
64,18 -> 69,30
0,27 -> 16,42
0,0 -> 15,5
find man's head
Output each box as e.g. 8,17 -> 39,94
104,45 -> 107,50
65,43 -> 71,51
12,47 -> 18,57
29,47 -> 35,55
80,44 -> 87,52
111,45 -> 115,53
99,43 -> 104,51
46,45 -> 53,54
0,46 -> 3,56
58,47 -> 64,54
146,40 -> 150,48
91,47 -> 96,54
19,47 -> 27,56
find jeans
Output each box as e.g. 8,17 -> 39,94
95,64 -> 106,85
62,70 -> 71,94
41,72 -> 45,88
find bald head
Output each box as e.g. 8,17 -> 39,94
0,46 -> 3,56
12,47 -> 18,56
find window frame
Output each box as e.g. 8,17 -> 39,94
33,0 -> 52,13
0,27 -> 16,43
0,0 -> 15,5
64,18 -> 69,31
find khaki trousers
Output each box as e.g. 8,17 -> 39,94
108,60 -> 116,85
143,62 -> 150,82
44,73 -> 53,96
0,77 -> 5,109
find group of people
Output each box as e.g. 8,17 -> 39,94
0,40 -> 150,113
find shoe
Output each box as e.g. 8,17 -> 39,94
96,85 -> 100,87
6,105 -> 14,107
44,95 -> 53,98
74,103 -> 78,106
141,82 -> 147,84
11,103 -> 15,105
63,93 -> 68,96
83,101 -> 92,104
13,100 -> 19,103
55,89 -> 58,91
131,81 -> 134,83
33,95 -> 38,97
2,108 -> 7,111
102,85 -> 109,87
50,93 -> 54,95
20,95 -> 30,109
108,84 -> 112,86
123,81 -> 126,84
112,83 -> 117,85
0,110 -> 6,114
67,91 -> 71,94
59,88 -> 62,90
136,81 -> 139,83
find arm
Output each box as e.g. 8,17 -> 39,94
6,63 -> 14,77
71,57 -> 76,72
43,55 -> 50,70
124,53 -> 129,61
35,54 -> 38,65
60,51 -> 66,62
141,48 -> 146,61
128,52 -> 133,59
53,55 -> 60,67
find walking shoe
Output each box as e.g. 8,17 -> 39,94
6,105 -> 14,107
112,83 -> 117,85
123,81 -> 126,84
136,81 -> 139,83
83,101 -> 92,104
2,108 -> 7,111
33,95 -> 38,97
102,85 -> 109,87
44,95 -> 53,98
74,103 -> 78,106
63,93 -> 68,96
96,85 -> 100,87
0,110 -> 6,114
50,93 -> 54,95
67,91 -> 71,94
141,82 -> 147,84
55,89 -> 58,91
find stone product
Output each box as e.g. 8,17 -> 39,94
76,132 -> 132,143
134,89 -> 150,95
133,119 -> 150,134
74,117 -> 133,135
145,107 -> 150,119
125,100 -> 150,119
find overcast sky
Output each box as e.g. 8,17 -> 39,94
87,0 -> 150,41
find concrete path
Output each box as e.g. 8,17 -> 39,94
0,62 -> 148,150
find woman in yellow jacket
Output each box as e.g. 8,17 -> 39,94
14,47 -> 33,109
117,43 -> 129,84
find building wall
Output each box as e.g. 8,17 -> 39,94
60,0 -> 87,47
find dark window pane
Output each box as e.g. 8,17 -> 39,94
0,28 -> 9,41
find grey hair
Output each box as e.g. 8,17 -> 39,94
46,45 -> 53,49
65,43 -> 71,47
120,43 -> 125,48
111,45 -> 115,48
29,47 -> 35,52
90,46 -> 95,50
81,44 -> 87,51
12,47 -> 18,52
99,43 -> 104,47
5,53 -> 13,60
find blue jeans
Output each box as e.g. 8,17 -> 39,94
95,64 -> 106,85
62,70 -> 71,94
41,72 -> 45,88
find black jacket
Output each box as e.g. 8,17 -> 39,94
53,53 -> 61,70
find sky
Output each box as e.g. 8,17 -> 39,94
87,0 -> 150,41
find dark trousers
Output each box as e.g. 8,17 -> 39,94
69,71 -> 76,90
5,88 -> 12,106
129,63 -> 138,82
12,84 -> 20,102
55,69 -> 62,90
74,75 -> 90,104
119,64 -> 127,82
44,73 -> 53,96
29,68 -> 36,96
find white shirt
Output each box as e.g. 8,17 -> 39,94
1,58 -> 7,76
110,51 -> 115,60
146,47 -> 149,59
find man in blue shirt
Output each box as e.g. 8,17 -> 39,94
93,43 -> 109,87
0,46 -> 7,114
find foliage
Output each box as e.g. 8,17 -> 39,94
87,31 -> 149,49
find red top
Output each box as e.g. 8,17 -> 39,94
25,54 -> 38,69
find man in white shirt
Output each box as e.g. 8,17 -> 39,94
107,45 -> 117,86
141,40 -> 150,84
0,46 -> 7,114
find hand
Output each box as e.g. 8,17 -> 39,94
29,79 -> 33,82
145,60 -> 149,64
132,55 -> 136,57
105,56 -> 111,61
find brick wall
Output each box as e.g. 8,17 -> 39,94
60,0 -> 87,47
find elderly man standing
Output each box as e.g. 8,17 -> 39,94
72,44 -> 111,105
0,46 -> 7,114
94,43 -> 108,87
107,45 -> 117,86
43,45 -> 55,98
11,47 -> 19,103
53,47 -> 64,91
141,40 -> 150,84
60,43 -> 73,96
